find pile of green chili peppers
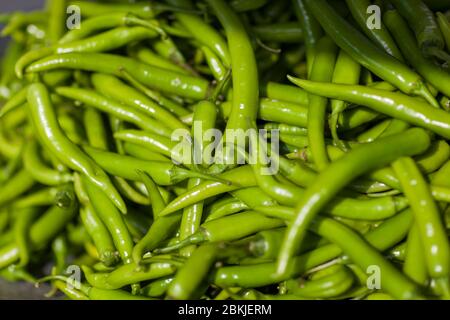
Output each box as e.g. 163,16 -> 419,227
0,0 -> 450,300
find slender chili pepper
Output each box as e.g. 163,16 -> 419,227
306,36 -> 338,170
13,207 -> 39,267
384,9 -> 450,98
230,187 -> 277,208
13,187 -> 59,208
68,1 -> 191,18
141,277 -> 174,297
25,53 -> 210,100
329,50 -> 361,151
56,86 -> 173,137
206,198 -> 248,222
265,82 -> 309,106
82,176 -> 133,265
276,128 -> 430,276
253,22 -> 303,43
346,0 -> 404,61
390,0 -> 447,59
168,243 -> 218,299
138,171 -> 166,219
292,0 -> 323,76
80,205 -> 118,267
201,46 -> 227,81
206,0 -> 259,133
27,83 -> 126,213
46,0 -> 66,44
0,86 -> 27,118
82,262 -> 177,290
59,13 -> 164,44
16,27 -> 160,77
304,0 -> 438,107
132,213 -> 182,265
289,77 -> 450,139
403,225 -> 428,286
23,140 -> 73,186
392,157 -> 449,295
258,98 -> 308,128
0,169 -> 35,208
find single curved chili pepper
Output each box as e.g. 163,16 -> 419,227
68,1 -> 190,18
276,128 -> 430,276
306,36 -> 338,170
385,9 -> 450,99
206,0 -> 259,133
289,77 -> 450,139
80,205 -> 119,267
140,277 -> 174,297
329,50 -> 361,151
122,142 -> 169,162
155,211 -> 285,254
137,171 -> 166,219
292,0 -> 323,76
23,140 -> 73,186
403,225 -> 428,286
346,0 -> 404,61
56,86 -> 173,137
82,176 -> 133,264
390,0 -> 447,59
258,98 -> 308,128
13,207 -> 39,267
51,234 -> 68,275
168,243 -> 218,299
0,169 -> 35,208
284,264 -> 354,298
16,26 -> 160,77
265,81 -> 309,106
91,73 -> 186,131
25,53 -> 210,100
132,213 -> 182,265
230,187 -> 277,208
0,196 -> 77,269
205,198 -> 248,222
12,187 -> 59,208
310,216 -> 422,299
46,0 -> 66,44
264,123 -> 307,136
392,157 -> 449,294
82,262 -> 177,290
201,46 -> 227,81
27,83 -> 126,213
213,209 -> 413,288
304,0 -> 438,107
